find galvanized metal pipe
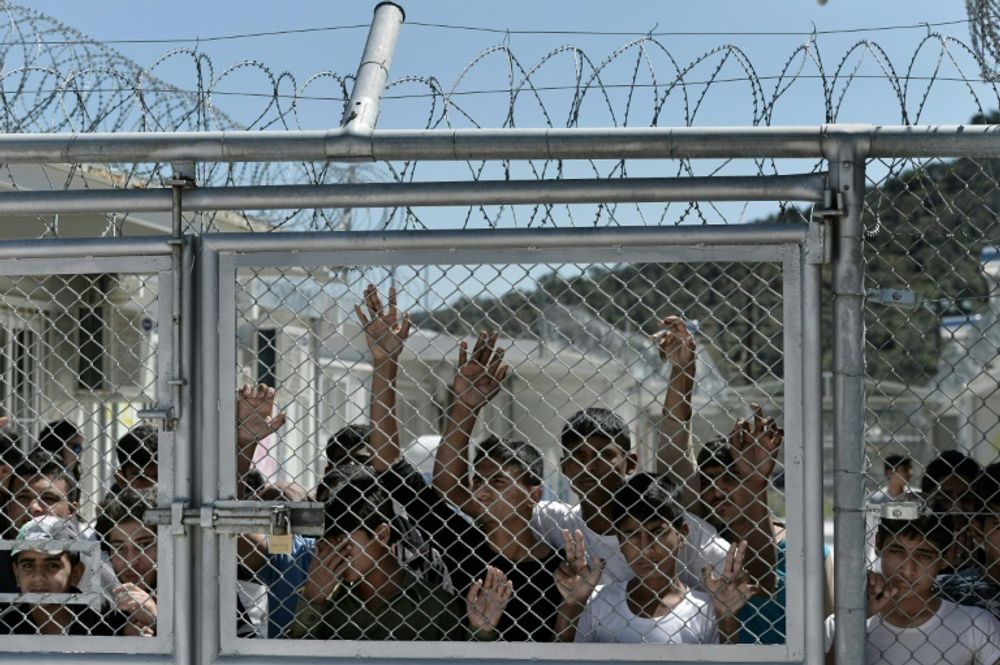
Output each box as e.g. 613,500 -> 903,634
196,241 -> 220,664
0,126 -> 828,163
0,173 -> 827,215
868,124 -> 1000,158
173,238 -> 194,665
0,125 -> 828,164
802,246 -> 826,665
342,2 -> 404,131
0,124 -> 999,164
202,222 -> 811,254
829,135 -> 870,665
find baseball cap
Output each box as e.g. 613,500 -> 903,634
11,516 -> 81,557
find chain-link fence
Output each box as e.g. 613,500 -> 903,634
202,224 -> 822,661
2,2 -> 1000,665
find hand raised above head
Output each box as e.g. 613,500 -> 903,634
236,383 -> 287,446
650,316 -> 695,372
728,402 -> 783,488
355,284 -> 411,364
452,331 -> 510,412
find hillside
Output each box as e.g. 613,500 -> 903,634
413,115 -> 1000,386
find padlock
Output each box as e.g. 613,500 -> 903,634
267,504 -> 293,555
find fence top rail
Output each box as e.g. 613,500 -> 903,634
0,124 -> 996,164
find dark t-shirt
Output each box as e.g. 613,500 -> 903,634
0,601 -> 126,635
0,551 -> 17,594
380,461 -> 563,642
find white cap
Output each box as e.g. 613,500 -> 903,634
11,516 -> 81,556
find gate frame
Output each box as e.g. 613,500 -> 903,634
0,249 -> 180,663
196,223 -> 826,665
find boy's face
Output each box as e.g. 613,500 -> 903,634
877,533 -> 943,602
561,436 -> 632,499
7,475 -> 76,530
928,474 -> 975,514
321,526 -> 387,585
106,520 -> 157,593
13,550 -> 83,594
699,463 -> 753,529
471,458 -> 539,524
120,463 -> 158,492
618,516 -> 687,581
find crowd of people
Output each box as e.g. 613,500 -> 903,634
1,283 -> 1000,662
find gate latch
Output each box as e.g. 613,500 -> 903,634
136,406 -> 176,432
145,500 -> 324,537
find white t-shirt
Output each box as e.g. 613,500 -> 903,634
823,600 -> 1000,665
531,500 -> 730,590
574,580 -> 719,644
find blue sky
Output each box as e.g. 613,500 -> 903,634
26,0 -> 985,130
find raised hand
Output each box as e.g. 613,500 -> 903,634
729,403 -> 784,489
301,538 -> 352,603
466,566 -> 514,634
452,331 -> 510,413
866,571 -> 898,618
236,383 -> 287,447
651,316 -> 695,373
355,284 -> 411,365
554,529 -> 604,606
702,540 -> 761,617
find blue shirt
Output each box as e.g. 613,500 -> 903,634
257,534 -> 314,638
737,538 -> 832,644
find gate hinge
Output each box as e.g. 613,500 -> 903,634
865,288 -> 919,308
145,500 -> 324,536
805,217 -> 832,265
813,189 -> 845,218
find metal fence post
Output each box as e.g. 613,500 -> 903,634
827,129 -> 870,665
342,1 -> 405,132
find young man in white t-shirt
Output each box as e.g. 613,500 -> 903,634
432,325 -> 730,591
824,498 -> 1000,665
553,473 -> 756,643
529,407 -> 730,589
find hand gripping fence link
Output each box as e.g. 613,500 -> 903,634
0,2 -> 1000,665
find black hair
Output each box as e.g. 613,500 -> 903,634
876,504 -> 955,554
95,488 -> 156,551
326,424 -> 371,467
612,472 -> 686,529
243,468 -> 266,495
115,424 -> 158,471
474,435 -> 544,487
883,454 -> 912,474
323,469 -> 396,542
10,450 -> 79,504
920,450 -> 981,494
696,437 -> 732,471
973,463 -> 1000,516
38,421 -> 81,454
560,408 -> 631,452
0,431 -> 23,469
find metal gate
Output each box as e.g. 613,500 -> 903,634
191,221 -> 828,664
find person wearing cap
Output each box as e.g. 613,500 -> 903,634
0,515 -> 144,636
